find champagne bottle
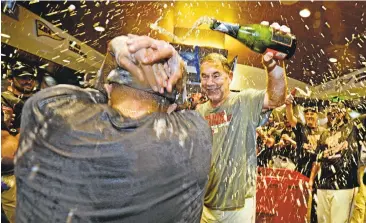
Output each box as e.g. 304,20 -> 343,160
210,19 -> 297,60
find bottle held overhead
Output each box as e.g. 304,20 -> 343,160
209,19 -> 297,60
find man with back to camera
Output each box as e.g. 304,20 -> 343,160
14,35 -> 212,223
1,63 -> 41,223
195,22 -> 290,223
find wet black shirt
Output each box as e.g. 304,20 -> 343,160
316,123 -> 358,190
292,123 -> 325,177
15,85 -> 212,223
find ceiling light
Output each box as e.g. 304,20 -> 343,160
329,58 -> 337,63
1,33 -> 10,38
94,26 -> 105,32
68,4 -> 76,12
299,8 -> 311,18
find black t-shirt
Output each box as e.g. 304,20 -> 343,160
15,85 -> 212,223
316,123 -> 358,190
292,123 -> 325,177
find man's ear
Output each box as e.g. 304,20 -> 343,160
229,71 -> 233,83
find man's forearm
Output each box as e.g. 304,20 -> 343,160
309,162 -> 320,183
266,63 -> 287,108
285,104 -> 297,127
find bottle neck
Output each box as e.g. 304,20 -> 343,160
210,20 -> 240,39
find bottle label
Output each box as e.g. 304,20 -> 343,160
264,48 -> 287,60
271,31 -> 293,47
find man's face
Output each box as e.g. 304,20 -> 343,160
200,61 -> 231,107
327,112 -> 335,125
12,76 -> 38,93
328,108 -> 345,123
305,110 -> 318,128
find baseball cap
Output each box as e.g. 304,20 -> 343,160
304,106 -> 318,113
9,63 -> 38,78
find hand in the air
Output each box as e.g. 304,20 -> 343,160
284,94 -> 294,106
261,21 -> 291,71
126,34 -> 184,93
107,36 -> 172,93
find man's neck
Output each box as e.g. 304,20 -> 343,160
110,86 -> 168,119
210,91 -> 230,108
112,99 -> 161,119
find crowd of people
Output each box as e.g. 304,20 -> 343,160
256,95 -> 366,223
1,21 -> 365,223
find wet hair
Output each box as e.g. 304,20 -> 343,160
200,53 -> 231,74
106,66 -> 186,105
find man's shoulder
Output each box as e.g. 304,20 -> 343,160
195,101 -> 210,115
236,88 -> 265,98
1,90 -> 19,104
21,85 -> 107,124
231,89 -> 266,108
27,85 -> 107,107
35,84 -> 104,98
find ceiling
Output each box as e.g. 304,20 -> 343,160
13,1 -> 366,88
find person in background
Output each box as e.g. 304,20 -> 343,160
256,115 -> 276,167
271,114 -> 297,170
309,104 -> 358,223
196,22 -> 290,223
350,115 -> 366,223
285,97 -> 325,177
1,62 -> 40,223
15,35 -> 212,223
285,94 -> 327,223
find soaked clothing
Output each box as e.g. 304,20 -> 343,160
1,90 -> 29,135
293,123 -> 325,177
15,85 -> 212,223
197,90 -> 265,210
257,126 -> 297,169
316,122 -> 358,190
